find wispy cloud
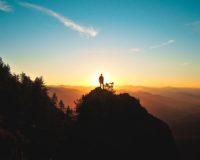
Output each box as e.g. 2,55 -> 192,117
129,48 -> 141,53
0,0 -> 13,12
150,39 -> 175,49
186,20 -> 200,32
181,62 -> 190,66
19,2 -> 99,37
186,20 -> 200,26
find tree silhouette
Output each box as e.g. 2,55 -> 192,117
104,82 -> 114,91
51,92 -> 58,106
59,100 -> 65,111
65,106 -> 73,120
0,57 -> 74,160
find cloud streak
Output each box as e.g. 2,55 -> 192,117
181,62 -> 190,66
129,48 -> 141,53
19,2 -> 98,37
0,0 -> 13,12
150,39 -> 175,49
186,20 -> 200,32
186,21 -> 200,26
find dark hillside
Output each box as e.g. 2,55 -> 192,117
56,87 -> 179,160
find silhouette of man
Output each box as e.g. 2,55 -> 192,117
99,74 -> 104,89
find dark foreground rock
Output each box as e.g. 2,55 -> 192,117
56,87 -> 179,160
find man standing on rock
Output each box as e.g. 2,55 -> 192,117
99,74 -> 104,89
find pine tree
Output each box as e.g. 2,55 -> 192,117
59,100 -> 65,111
51,92 -> 58,106
66,106 -> 73,120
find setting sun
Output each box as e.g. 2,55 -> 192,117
90,72 -> 113,86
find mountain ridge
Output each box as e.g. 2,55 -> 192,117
55,87 -> 179,160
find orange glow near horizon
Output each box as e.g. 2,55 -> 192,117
89,72 -> 113,86
44,74 -> 200,88
6,50 -> 200,89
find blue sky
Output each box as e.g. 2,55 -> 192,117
0,0 -> 200,87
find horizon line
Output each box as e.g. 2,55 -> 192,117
47,84 -> 200,89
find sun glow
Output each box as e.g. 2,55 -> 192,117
90,72 -> 113,86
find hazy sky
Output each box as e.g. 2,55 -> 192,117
1,0 -> 200,87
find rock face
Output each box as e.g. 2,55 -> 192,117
69,87 -> 179,160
